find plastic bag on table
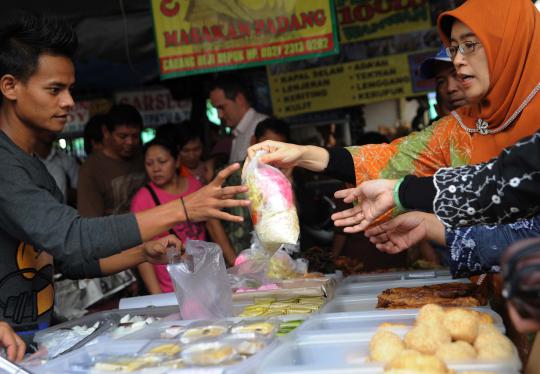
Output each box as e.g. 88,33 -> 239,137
267,248 -> 308,280
168,240 -> 233,320
228,232 -> 271,290
242,151 -> 299,253
32,321 -> 101,359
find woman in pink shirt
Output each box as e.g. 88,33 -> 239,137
131,138 -> 236,293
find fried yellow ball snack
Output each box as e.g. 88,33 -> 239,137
443,308 -> 479,344
468,310 -> 494,325
416,304 -> 446,326
435,341 -> 477,362
385,349 -> 450,373
475,332 -> 514,361
404,324 -> 451,355
369,330 -> 405,363
477,322 -> 500,335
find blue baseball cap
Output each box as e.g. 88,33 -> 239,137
419,45 -> 452,79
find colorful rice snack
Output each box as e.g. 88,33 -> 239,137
242,151 -> 299,253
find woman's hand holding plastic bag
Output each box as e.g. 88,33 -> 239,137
242,151 -> 299,253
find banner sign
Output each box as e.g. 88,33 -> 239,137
62,99 -> 111,135
115,88 -> 192,127
150,0 -> 339,79
336,0 -> 431,43
269,50 -> 434,117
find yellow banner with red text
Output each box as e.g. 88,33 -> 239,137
151,0 -> 339,79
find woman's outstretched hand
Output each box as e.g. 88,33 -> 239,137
364,212 -> 444,254
246,140 -> 329,172
331,179 -> 397,232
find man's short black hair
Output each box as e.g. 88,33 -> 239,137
209,74 -> 253,105
255,117 -> 290,142
83,114 -> 107,155
0,10 -> 78,82
106,104 -> 143,132
155,121 -> 203,151
176,121 -> 203,150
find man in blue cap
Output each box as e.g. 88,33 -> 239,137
420,46 -> 467,119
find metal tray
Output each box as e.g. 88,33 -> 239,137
335,277 -> 469,297
342,269 -> 451,284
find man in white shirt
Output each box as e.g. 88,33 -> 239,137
209,76 -> 267,163
35,132 -> 79,205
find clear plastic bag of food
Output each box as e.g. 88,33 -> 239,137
228,234 -> 272,290
267,248 -> 308,280
242,151 -> 299,253
168,240 -> 233,320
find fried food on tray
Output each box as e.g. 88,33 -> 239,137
443,308 -> 479,344
416,304 -> 446,326
378,322 -> 410,330
477,322 -> 500,335
435,341 -> 477,362
404,324 -> 451,355
468,309 -> 494,325
385,349 -> 450,373
475,332 -> 514,361
369,330 -> 405,363
377,282 -> 486,309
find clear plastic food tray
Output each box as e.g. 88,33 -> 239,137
123,314 -> 308,341
38,305 -> 180,336
294,308 -> 505,340
257,336 -> 521,374
38,336 -> 280,374
320,295 -> 385,312
342,269 -> 451,284
335,277 -> 469,297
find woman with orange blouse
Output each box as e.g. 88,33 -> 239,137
247,0 -> 540,223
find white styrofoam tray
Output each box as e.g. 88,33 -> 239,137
293,307 -> 505,340
257,335 -> 521,374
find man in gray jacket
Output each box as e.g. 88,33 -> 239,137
0,11 -> 249,356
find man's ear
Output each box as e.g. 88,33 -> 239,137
0,74 -> 19,101
235,92 -> 249,107
101,125 -> 111,140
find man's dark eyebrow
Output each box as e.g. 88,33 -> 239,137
46,81 -> 68,87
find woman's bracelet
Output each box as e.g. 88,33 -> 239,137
393,177 -> 406,212
180,197 -> 190,223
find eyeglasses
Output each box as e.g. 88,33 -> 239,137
445,41 -> 482,60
